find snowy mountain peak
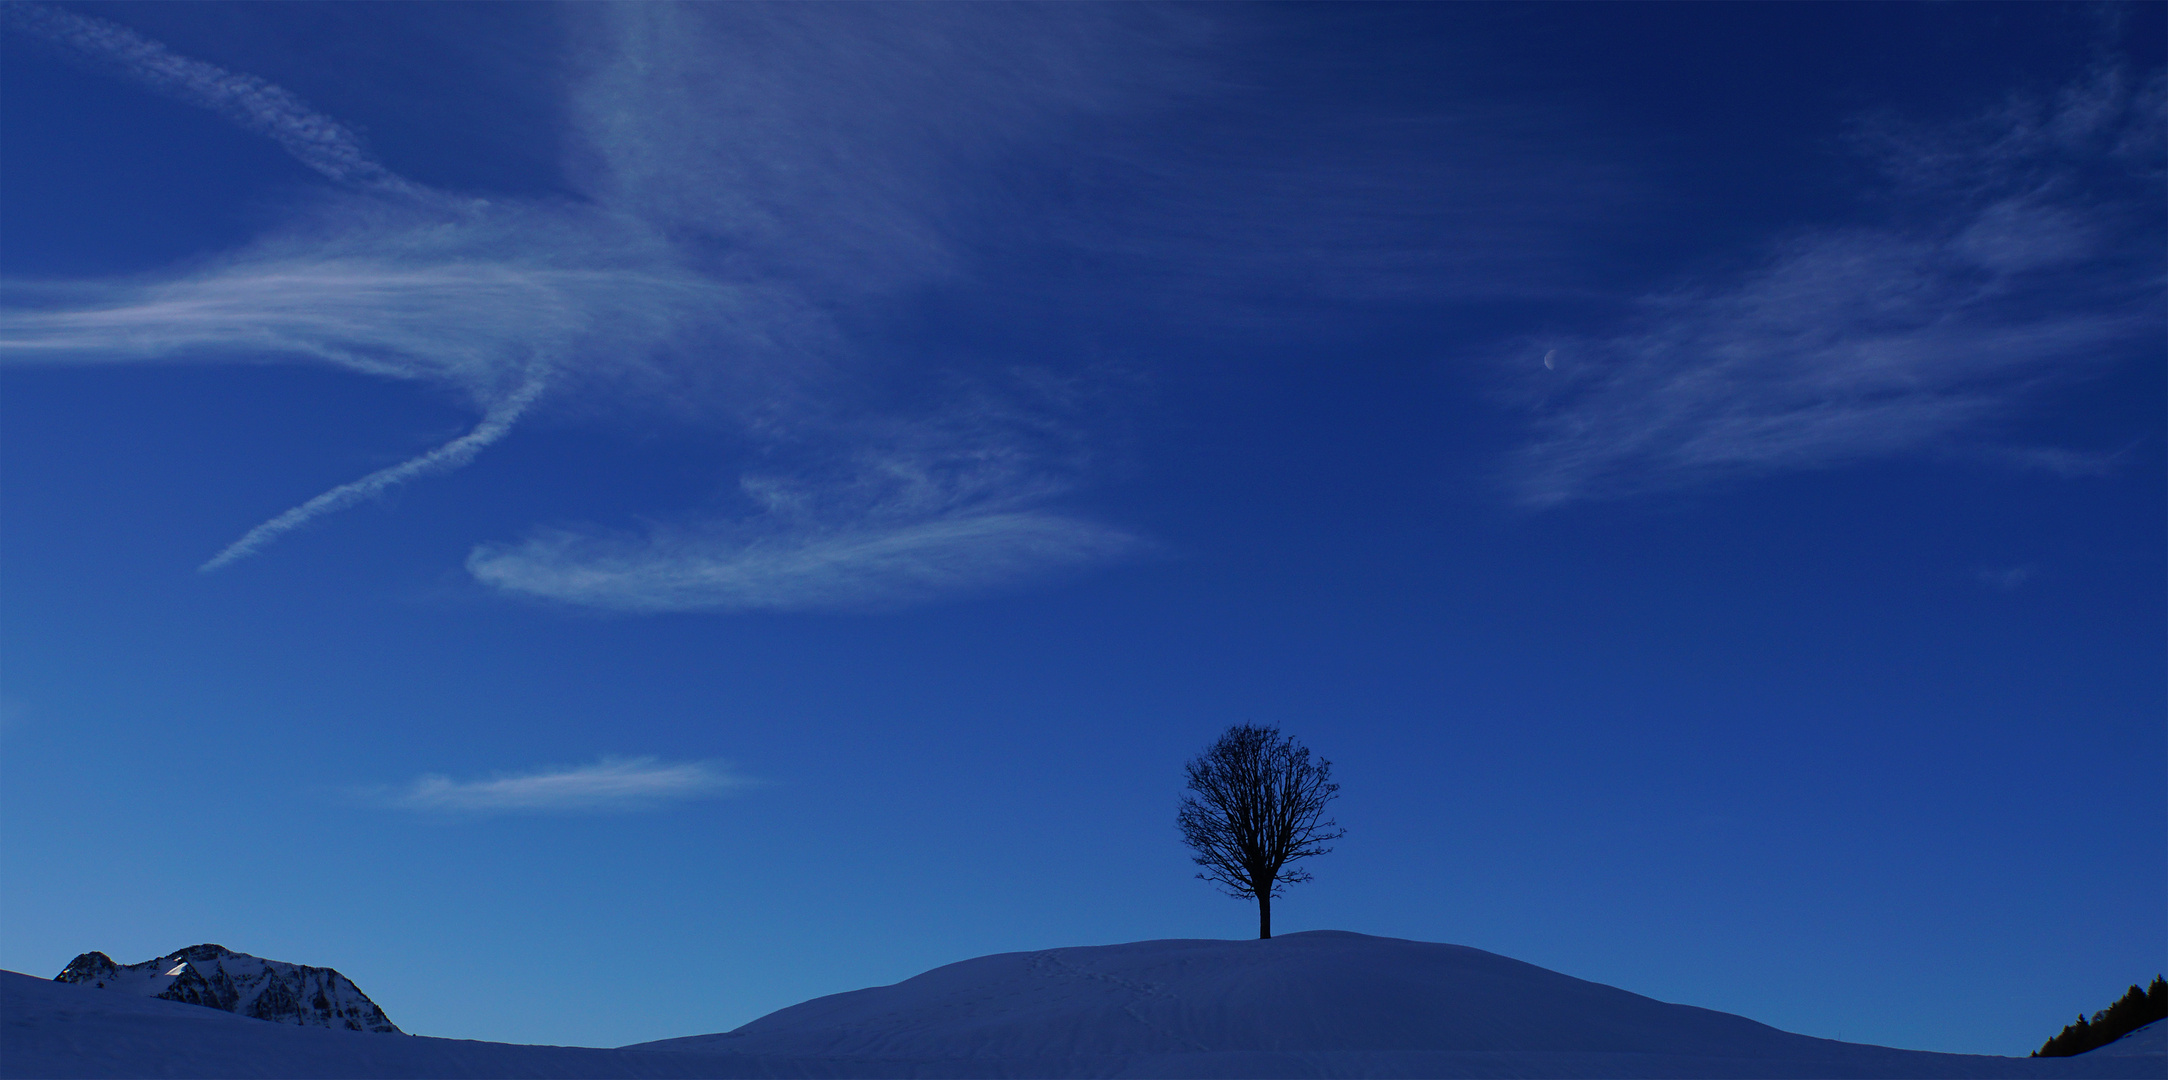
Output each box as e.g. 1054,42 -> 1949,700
54,944 -> 400,1034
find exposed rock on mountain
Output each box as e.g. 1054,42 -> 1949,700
54,944 -> 400,1034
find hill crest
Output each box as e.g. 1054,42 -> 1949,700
635,930 -> 1869,1058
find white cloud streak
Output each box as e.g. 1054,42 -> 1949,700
385,757 -> 750,813
201,375 -> 544,570
0,4 -> 724,568
471,427 -> 1143,611
1,223 -> 702,392
1,198 -> 724,567
1,5 -> 1151,603
4,3 -> 407,192
469,511 -> 1141,613
1510,69 -> 2165,506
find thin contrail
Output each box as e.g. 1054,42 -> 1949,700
4,3 -> 412,193
200,377 -> 546,572
5,2 -> 559,569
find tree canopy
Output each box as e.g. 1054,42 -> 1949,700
1177,724 -> 1344,939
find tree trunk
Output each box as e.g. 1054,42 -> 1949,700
1257,892 -> 1271,939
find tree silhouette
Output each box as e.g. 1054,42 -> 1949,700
1177,724 -> 1344,939
2033,976 -> 2168,1056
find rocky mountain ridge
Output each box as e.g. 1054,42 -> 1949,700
55,943 -> 400,1034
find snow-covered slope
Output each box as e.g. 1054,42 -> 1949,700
625,930 -> 2158,1078
56,943 -> 399,1033
639,931 -> 1826,1058
0,972 -> 740,1079
7,933 -> 2164,1078
2084,1018 -> 2166,1057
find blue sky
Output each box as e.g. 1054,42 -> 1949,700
1,0 -> 2161,1057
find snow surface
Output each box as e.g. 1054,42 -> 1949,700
635,931 -> 1883,1057
2083,1019 -> 2165,1057
0,974 -> 734,1080
7,932 -> 2164,1078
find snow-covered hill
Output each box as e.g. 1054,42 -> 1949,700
2085,1019 -> 2165,1057
6,932 -> 2163,1078
0,973 -> 736,1080
635,930 -> 1871,1058
55,943 -> 399,1033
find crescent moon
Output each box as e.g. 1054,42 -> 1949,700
1542,350 -> 1556,370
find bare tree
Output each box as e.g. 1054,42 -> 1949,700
1177,724 -> 1344,939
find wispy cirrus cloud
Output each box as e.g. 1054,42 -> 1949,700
1,4 -> 731,568
470,510 -> 1140,614
561,3 -> 1178,294
1,191 -> 735,567
471,415 -> 1145,611
382,757 -> 750,813
0,201 -> 712,392
1509,67 -> 2165,507
0,194 -> 726,567
1,3 -> 1153,602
